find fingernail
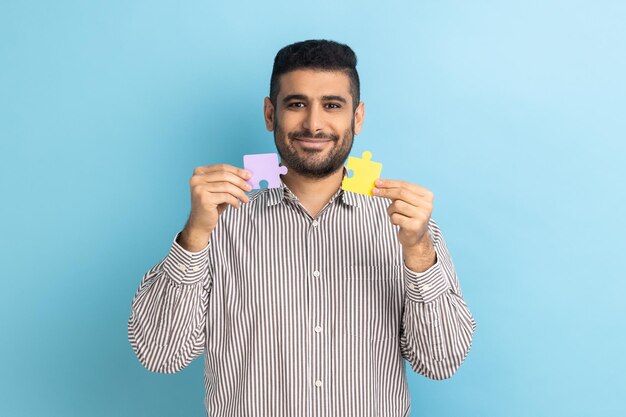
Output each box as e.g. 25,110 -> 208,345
373,188 -> 379,195
375,179 -> 382,186
244,170 -> 252,178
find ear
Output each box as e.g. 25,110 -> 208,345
353,101 -> 365,135
264,97 -> 275,131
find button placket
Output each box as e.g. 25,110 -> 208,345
309,215 -> 326,408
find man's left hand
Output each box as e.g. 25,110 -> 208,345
373,179 -> 436,271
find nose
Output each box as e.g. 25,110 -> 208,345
302,103 -> 323,133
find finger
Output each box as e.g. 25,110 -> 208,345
386,199 -> 423,219
194,164 -> 252,180
389,206 -> 431,225
375,179 -> 433,197
374,187 -> 423,206
390,197 -> 433,215
388,212 -> 411,228
194,163 -> 250,178
199,182 -> 251,204
389,212 -> 428,235
191,170 -> 253,193
205,192 -> 243,209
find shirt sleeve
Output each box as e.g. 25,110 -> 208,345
127,231 -> 212,373
399,218 -> 477,380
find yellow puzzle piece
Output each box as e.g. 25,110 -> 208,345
341,151 -> 383,196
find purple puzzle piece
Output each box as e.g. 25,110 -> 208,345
243,153 -> 288,189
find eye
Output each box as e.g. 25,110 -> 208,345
288,102 -> 305,108
326,103 -> 341,109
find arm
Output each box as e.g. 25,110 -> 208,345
399,219 -> 476,379
127,231 -> 212,374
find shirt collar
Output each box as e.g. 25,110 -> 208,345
266,169 -> 359,208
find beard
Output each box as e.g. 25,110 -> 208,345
273,116 -> 355,179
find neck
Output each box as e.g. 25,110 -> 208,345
281,167 -> 344,218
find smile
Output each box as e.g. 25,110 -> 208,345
294,138 -> 333,150
295,138 -> 332,143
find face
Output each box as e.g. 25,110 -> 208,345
264,69 -> 364,179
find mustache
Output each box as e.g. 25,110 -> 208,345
289,130 -> 338,141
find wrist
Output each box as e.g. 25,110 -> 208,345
178,226 -> 211,252
404,230 -> 433,254
403,232 -> 436,273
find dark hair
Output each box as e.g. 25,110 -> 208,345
269,39 -> 360,112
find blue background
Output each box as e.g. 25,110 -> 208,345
1,1 -> 625,416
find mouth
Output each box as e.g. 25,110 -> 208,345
295,137 -> 333,143
294,137 -> 333,150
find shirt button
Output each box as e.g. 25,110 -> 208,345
314,326 -> 322,333
177,263 -> 187,272
312,220 -> 319,227
407,282 -> 415,290
423,284 -> 432,290
315,380 -> 322,387
313,270 -> 321,278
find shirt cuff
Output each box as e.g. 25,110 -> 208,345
403,258 -> 451,303
162,231 -> 210,285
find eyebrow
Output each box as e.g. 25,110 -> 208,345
282,94 -> 348,104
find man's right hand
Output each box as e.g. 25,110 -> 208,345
178,164 -> 252,252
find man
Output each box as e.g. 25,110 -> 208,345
128,39 -> 476,417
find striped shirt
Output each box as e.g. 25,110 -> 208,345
128,180 -> 476,417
